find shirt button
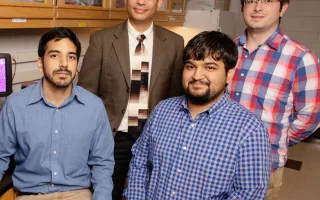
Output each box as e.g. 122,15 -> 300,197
191,124 -> 195,127
51,184 -> 54,187
122,110 -> 125,114
236,93 -> 239,96
56,109 -> 59,112
172,191 -> 176,195
245,55 -> 248,58
54,172 -> 57,175
182,146 -> 187,151
53,151 -> 57,154
241,73 -> 244,76
55,130 -> 58,134
177,169 -> 181,173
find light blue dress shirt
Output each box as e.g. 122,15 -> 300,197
0,79 -> 114,200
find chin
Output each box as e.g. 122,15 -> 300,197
248,24 -> 266,31
54,82 -> 72,88
190,91 -> 207,97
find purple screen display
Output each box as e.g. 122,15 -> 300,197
0,58 -> 6,92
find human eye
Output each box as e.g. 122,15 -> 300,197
245,0 -> 254,4
184,64 -> 195,69
50,54 -> 58,58
206,66 -> 215,71
68,55 -> 77,60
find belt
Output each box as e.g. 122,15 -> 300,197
17,188 -> 90,196
17,191 -> 42,196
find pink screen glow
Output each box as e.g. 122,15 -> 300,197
0,58 -> 6,92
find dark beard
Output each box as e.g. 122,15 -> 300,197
43,67 -> 73,88
185,88 -> 211,105
184,80 -> 226,105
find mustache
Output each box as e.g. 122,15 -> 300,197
53,68 -> 72,76
188,80 -> 210,86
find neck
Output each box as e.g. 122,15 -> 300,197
246,26 -> 278,53
42,79 -> 72,107
128,18 -> 153,33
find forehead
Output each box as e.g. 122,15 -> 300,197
45,38 -> 76,52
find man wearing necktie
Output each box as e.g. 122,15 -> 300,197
77,0 -> 185,198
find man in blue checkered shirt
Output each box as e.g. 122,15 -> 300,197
124,31 -> 271,200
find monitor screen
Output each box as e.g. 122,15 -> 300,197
0,53 -> 12,97
0,58 -> 7,93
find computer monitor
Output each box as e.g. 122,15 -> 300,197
0,53 -> 12,97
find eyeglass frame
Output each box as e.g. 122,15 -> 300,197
244,0 -> 281,5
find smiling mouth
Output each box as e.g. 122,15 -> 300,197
189,80 -> 210,86
54,70 -> 71,76
251,16 -> 264,19
134,8 -> 147,13
56,72 -> 69,75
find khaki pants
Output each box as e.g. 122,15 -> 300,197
15,189 -> 92,200
266,167 -> 284,200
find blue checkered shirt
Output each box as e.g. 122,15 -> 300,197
124,93 -> 271,200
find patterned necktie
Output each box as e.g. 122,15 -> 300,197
128,34 -> 149,139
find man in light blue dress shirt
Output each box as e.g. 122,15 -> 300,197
125,31 -> 271,199
0,27 -> 114,200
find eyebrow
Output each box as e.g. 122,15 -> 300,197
47,50 -> 77,55
205,62 -> 219,67
185,60 -> 219,66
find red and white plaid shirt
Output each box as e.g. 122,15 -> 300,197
228,27 -> 320,171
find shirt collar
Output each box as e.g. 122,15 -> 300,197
180,92 -> 230,116
27,79 -> 85,106
127,20 -> 153,42
238,27 -> 284,51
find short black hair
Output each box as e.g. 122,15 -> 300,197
183,31 -> 238,72
38,27 -> 81,62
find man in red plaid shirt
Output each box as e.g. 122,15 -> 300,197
228,0 -> 320,199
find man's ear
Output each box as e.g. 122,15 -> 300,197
280,2 -> 289,17
157,0 -> 164,10
226,68 -> 235,85
38,57 -> 44,73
